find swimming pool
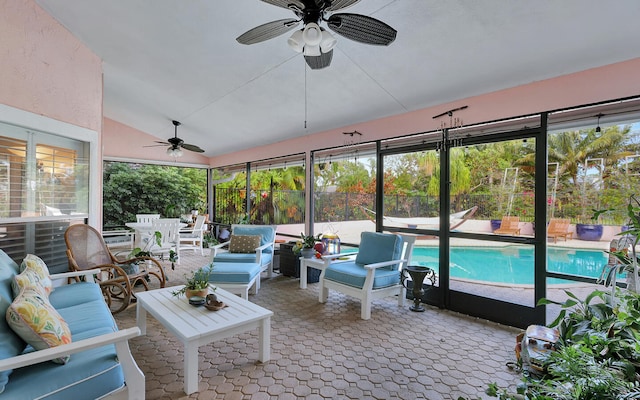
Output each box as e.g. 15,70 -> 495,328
411,246 -> 609,285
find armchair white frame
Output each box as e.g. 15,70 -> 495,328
179,215 -> 206,256
318,233 -> 416,320
211,224 -> 277,277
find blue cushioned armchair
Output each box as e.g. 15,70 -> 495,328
211,224 -> 277,277
318,232 -> 416,320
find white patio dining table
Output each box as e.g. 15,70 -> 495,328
125,221 -> 187,247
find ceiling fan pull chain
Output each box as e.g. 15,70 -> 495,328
304,63 -> 308,129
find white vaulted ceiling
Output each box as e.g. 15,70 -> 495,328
36,0 -> 640,157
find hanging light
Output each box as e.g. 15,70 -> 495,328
287,30 -> 304,52
288,23 -> 336,56
302,23 -> 322,46
595,113 -> 604,133
320,29 -> 337,52
303,44 -> 321,57
166,146 -> 183,158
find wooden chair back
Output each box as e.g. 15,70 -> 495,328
548,218 -> 570,234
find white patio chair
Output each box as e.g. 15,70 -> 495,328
148,218 -> 181,265
136,214 -> 161,224
318,232 -> 416,320
179,215 -> 206,256
211,224 -> 277,277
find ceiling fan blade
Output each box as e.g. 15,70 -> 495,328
236,19 -> 300,45
143,144 -> 169,148
327,13 -> 397,46
260,0 -> 306,11
181,143 -> 205,153
153,141 -> 170,145
324,0 -> 361,12
305,49 -> 333,70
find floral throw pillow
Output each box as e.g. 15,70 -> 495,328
6,287 -> 72,364
19,254 -> 52,294
11,269 -> 50,298
228,235 -> 261,253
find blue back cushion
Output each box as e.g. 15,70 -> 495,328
355,232 -> 403,269
0,250 -> 26,393
233,225 -> 275,252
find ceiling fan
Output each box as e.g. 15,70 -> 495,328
151,120 -> 204,157
236,0 -> 397,69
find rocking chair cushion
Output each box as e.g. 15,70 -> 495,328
355,232 -> 403,270
229,235 -> 261,253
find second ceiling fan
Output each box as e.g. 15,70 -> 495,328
236,0 -> 397,69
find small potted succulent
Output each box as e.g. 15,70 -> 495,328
171,265 -> 215,299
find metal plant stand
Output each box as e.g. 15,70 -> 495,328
401,265 -> 436,312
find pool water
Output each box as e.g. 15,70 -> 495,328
411,246 -> 609,285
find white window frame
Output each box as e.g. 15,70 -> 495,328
0,104 -> 99,227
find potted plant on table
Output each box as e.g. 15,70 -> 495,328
293,232 -> 322,258
171,265 -> 215,299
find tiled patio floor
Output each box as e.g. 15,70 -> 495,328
113,250 -> 525,399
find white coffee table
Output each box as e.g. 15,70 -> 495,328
136,286 -> 273,395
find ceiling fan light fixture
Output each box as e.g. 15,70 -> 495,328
167,146 -> 183,158
303,44 -> 321,57
302,23 -> 322,46
287,29 -> 304,52
320,30 -> 337,52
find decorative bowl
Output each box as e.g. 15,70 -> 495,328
205,299 -> 227,311
188,296 -> 205,306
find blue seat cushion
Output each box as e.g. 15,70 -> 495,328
214,252 -> 273,266
324,261 -> 401,289
56,300 -> 118,336
355,232 -> 403,270
208,262 -> 262,284
2,325 -> 124,400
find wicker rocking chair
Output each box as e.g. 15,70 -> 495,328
64,224 -> 166,314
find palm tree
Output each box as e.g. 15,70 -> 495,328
547,125 -> 631,220
548,126 -> 630,187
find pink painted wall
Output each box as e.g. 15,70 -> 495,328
211,58 -> 640,168
103,118 -> 210,165
0,0 -> 103,132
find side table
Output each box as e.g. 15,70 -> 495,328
299,257 -> 328,289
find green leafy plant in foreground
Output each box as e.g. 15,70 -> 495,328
475,289 -> 640,400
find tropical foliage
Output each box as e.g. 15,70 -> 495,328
103,162 -> 206,227
476,289 -> 640,400
103,123 -> 639,227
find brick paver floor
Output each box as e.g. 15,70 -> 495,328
113,249 -> 527,399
